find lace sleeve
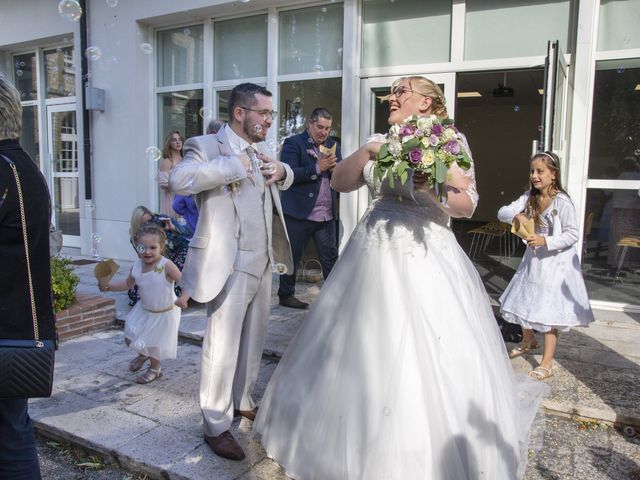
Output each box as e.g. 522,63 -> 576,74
362,133 -> 388,194
455,134 -> 479,211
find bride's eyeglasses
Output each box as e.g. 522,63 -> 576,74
390,86 -> 427,99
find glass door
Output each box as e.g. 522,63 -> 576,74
581,59 -> 640,310
540,40 -> 569,161
47,104 -> 80,247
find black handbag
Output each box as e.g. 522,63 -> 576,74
0,155 -> 55,399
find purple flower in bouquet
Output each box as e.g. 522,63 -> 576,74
431,123 -> 444,136
443,140 -> 461,155
408,148 -> 422,164
415,129 -> 424,137
400,125 -> 416,137
428,134 -> 439,146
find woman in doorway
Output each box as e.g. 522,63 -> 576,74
157,130 -> 184,219
255,76 -> 546,479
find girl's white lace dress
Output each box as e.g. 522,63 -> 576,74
124,257 -> 180,361
255,151 -> 547,480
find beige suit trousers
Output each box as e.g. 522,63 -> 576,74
200,265 -> 272,437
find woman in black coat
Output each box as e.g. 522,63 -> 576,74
0,74 -> 56,479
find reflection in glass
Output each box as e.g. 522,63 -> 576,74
582,188 -> 640,303
279,4 -> 343,75
51,111 -> 80,236
44,46 -> 76,98
158,90 -> 203,143
464,0 -> 571,60
217,90 -> 231,123
157,25 -> 204,87
20,105 -> 39,167
598,0 -> 640,51
279,78 -> 342,142
588,62 -> 640,179
215,16 -> 267,81
363,0 -> 450,68
13,53 -> 37,101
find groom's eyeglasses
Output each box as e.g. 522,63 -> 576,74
390,86 -> 427,99
240,107 -> 278,120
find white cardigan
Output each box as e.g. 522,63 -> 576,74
497,191 -> 579,251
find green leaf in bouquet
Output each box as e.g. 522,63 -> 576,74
399,169 -> 409,185
396,161 -> 409,176
378,143 -> 389,160
442,118 -> 455,126
458,152 -> 472,170
435,158 -> 447,183
388,170 -> 396,189
404,137 -> 420,149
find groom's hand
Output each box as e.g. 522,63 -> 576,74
258,153 -> 286,185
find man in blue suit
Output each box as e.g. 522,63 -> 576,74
278,107 -> 341,309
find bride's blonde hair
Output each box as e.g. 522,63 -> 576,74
380,76 -> 449,119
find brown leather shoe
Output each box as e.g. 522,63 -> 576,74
204,431 -> 245,461
279,296 -> 309,309
234,407 -> 258,421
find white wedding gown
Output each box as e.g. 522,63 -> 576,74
255,158 -> 547,480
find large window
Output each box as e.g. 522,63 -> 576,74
597,0 -> 640,51
582,61 -> 640,305
464,0 -> 572,60
279,78 -> 342,141
44,46 -> 75,98
214,15 -> 267,81
157,25 -> 204,87
279,4 -> 343,75
13,53 -> 37,101
158,90 -> 203,141
362,0 -> 451,68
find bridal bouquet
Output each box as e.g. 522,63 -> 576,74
373,115 -> 472,201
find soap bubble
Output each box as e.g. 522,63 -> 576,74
312,64 -> 324,72
634,149 -> 640,156
183,28 -> 191,36
133,339 -> 146,350
199,107 -> 212,119
140,43 -> 153,55
616,66 -> 625,74
145,146 -> 162,162
91,233 -> 102,244
89,248 -> 99,259
513,105 -> 520,112
321,7 -> 327,12
537,125 -> 543,132
136,243 -> 146,254
19,61 -> 25,67
85,201 -> 95,212
254,125 -> 263,133
273,263 -> 288,274
85,46 -> 102,61
106,0 -> 118,7
58,0 -> 82,22
16,70 -> 23,77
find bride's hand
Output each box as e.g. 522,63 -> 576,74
366,141 -> 383,159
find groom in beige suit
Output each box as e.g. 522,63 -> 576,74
169,83 -> 293,461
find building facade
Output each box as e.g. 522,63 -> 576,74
1,0 -> 638,311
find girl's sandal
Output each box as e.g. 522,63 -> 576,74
508,339 -> 540,358
129,355 -> 149,372
529,366 -> 553,381
136,367 -> 162,384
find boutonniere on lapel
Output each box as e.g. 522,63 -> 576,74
224,182 -> 241,194
306,148 -> 318,159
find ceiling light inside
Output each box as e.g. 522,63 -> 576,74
457,91 -> 482,98
538,89 -> 544,95
635,84 -> 640,91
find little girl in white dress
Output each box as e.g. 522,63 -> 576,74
499,151 -> 594,380
100,223 -> 182,384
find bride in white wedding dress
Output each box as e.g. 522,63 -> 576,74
254,76 -> 547,480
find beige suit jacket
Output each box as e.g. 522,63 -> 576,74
168,128 -> 294,303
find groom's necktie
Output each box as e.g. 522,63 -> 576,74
245,146 -> 260,186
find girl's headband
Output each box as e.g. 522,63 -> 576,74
536,151 -> 558,166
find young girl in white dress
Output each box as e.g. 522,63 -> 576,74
255,76 -> 547,480
100,223 -> 182,384
499,151 -> 594,381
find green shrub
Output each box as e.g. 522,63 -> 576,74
51,256 -> 79,312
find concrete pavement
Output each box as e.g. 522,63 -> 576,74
29,255 -> 640,479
